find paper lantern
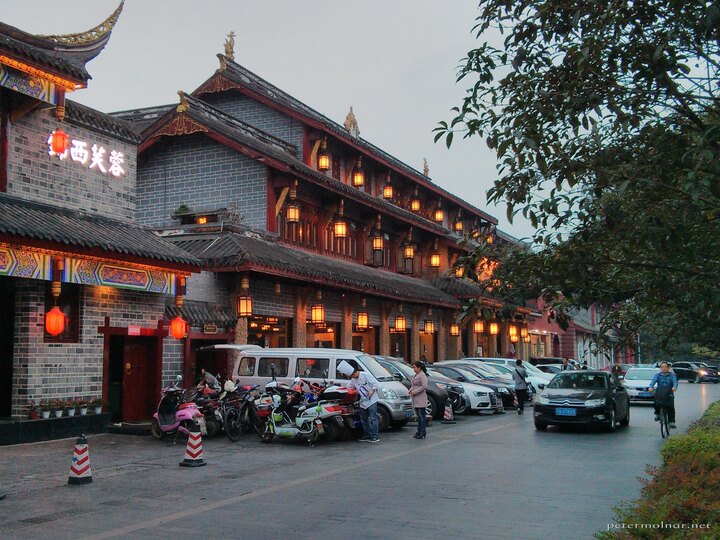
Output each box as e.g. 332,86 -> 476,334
423,320 -> 435,334
49,128 -> 68,154
317,138 -> 330,171
410,197 -> 421,212
372,235 -> 384,251
489,322 -> 499,335
357,312 -> 369,330
450,324 -> 460,337
286,201 -> 300,223
520,327 -> 528,338
45,306 -> 65,336
454,219 -> 464,233
170,316 -> 187,339
395,315 -> 407,332
311,304 -> 325,324
383,183 -> 394,199
333,219 -> 347,238
237,295 -> 253,317
433,207 -> 445,223
403,244 -> 415,260
473,320 -> 484,334
430,253 -> 441,268
352,156 -> 364,187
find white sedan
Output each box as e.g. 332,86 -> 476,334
622,367 -> 660,403
427,368 -> 497,413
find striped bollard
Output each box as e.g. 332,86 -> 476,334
68,434 -> 93,485
179,425 -> 207,467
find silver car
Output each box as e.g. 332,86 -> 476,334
622,367 -> 660,403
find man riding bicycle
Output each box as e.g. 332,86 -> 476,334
648,361 -> 678,429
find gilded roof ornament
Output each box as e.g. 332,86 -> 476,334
41,0 -> 124,45
177,91 -> 190,113
344,106 -> 360,138
423,158 -> 429,177
218,54 -> 227,72
224,31 -> 236,62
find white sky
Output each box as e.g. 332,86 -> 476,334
2,0 -> 533,238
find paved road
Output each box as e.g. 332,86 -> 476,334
1,382 -> 718,540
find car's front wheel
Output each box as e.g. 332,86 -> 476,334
606,407 -> 617,432
534,420 -> 547,431
377,405 -> 391,432
426,395 -> 439,420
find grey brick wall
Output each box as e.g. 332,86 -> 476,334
11,279 -> 178,419
6,108 -> 137,221
202,93 -> 305,150
136,134 -> 268,229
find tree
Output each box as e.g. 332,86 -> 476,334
438,1 -> 720,350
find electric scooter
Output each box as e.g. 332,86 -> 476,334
151,375 -> 204,441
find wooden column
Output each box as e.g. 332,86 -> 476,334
379,302 -> 391,356
293,289 -> 308,347
500,321 -> 510,357
488,328 -> 498,357
437,312 -> 448,362
410,310 -> 421,363
447,319 -> 460,360
340,296 -> 354,349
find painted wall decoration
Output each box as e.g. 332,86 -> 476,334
62,258 -> 176,294
0,64 -> 57,104
0,247 -> 52,280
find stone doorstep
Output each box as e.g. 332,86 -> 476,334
106,421 -> 152,436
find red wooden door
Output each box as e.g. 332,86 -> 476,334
122,337 -> 158,421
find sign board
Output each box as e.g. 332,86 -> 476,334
127,325 -> 141,336
203,323 -> 218,335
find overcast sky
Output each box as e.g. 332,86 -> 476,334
3,0 -> 533,239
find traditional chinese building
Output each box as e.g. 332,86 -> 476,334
0,4 -> 200,427
113,37 -> 537,383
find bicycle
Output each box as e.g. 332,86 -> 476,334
657,404 -> 671,439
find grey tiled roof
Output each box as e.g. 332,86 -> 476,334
66,101 -> 140,144
203,61 -> 497,226
110,104 -> 176,132
0,193 -> 200,268
430,277 -> 486,298
165,300 -> 236,327
165,230 -> 460,307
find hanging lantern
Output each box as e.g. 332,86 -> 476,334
410,189 -> 421,212
311,304 -> 325,324
473,320 -> 485,334
520,327 -> 528,339
395,315 -> 407,332
509,325 -> 519,343
430,253 -> 440,268
286,201 -> 300,223
489,322 -> 499,335
317,137 -> 330,171
49,128 -> 69,155
170,316 -> 187,339
523,334 -> 531,343
454,266 -> 464,278
352,156 -> 364,187
357,312 -> 369,330
450,324 -> 460,337
45,306 -> 65,336
486,235 -> 494,245
334,219 -> 347,238
383,182 -> 394,199
196,216 -> 208,225
454,219 -> 464,233
372,234 -> 384,251
237,295 -> 253,317
424,320 -> 435,334
403,244 -> 415,260
433,201 -> 445,223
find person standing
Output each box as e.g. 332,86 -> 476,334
512,359 -> 529,415
338,360 -> 381,443
561,358 -> 573,371
408,361 -> 429,439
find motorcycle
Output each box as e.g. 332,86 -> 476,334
187,370 -> 224,437
260,380 -> 344,445
296,378 -> 359,441
151,375 -> 204,441
222,381 -> 266,442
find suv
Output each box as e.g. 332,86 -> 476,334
671,362 -> 720,383
200,345 -> 413,431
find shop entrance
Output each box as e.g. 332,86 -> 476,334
352,327 -> 376,353
108,335 -> 160,422
306,323 -> 338,348
0,276 -> 15,417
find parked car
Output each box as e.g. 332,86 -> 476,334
374,356 -> 449,419
200,345 -> 413,431
599,364 -> 634,376
477,358 -> 554,382
621,367 -> 660,403
536,364 -> 563,374
530,356 -> 578,368
533,371 -> 630,432
671,361 -> 720,383
433,362 -> 516,409
426,367 -> 497,414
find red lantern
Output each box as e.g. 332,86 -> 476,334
45,306 -> 65,336
50,129 -> 69,154
170,316 -> 187,339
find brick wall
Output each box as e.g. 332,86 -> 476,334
11,279 -> 178,418
201,93 -> 305,150
136,134 -> 268,229
6,108 -> 137,221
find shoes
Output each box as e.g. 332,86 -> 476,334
358,436 -> 371,442
368,437 -> 379,443
418,432 -> 426,439
413,432 -> 421,439
654,415 -> 660,422
669,422 -> 676,429
518,409 -> 524,415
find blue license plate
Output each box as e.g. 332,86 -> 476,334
639,392 -> 652,397
405,409 -> 414,418
556,407 -> 576,416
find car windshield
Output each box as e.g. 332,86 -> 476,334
522,362 -> 547,376
625,369 -> 659,380
356,354 -> 395,381
448,367 -> 483,382
488,364 -> 512,375
391,361 -> 415,379
546,373 -> 608,390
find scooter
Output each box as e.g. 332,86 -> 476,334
151,375 -> 204,441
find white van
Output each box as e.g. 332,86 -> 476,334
200,345 -> 413,431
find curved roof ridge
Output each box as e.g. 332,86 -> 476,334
40,1 -> 124,49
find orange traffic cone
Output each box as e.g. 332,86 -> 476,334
179,425 -> 207,467
68,434 -> 92,485
441,398 -> 456,424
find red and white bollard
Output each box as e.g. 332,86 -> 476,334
68,434 -> 92,485
179,425 -> 207,468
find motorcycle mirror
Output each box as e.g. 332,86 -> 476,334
176,375 -> 183,382
293,376 -> 301,383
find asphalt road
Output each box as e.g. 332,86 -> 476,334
1,381 -> 718,540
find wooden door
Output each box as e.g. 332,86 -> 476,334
122,337 -> 158,421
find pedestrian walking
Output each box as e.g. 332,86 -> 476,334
408,361 -> 429,439
337,360 -> 381,443
512,359 -> 529,414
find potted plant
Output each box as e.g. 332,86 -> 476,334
90,398 -> 103,414
65,398 -> 76,417
50,399 -> 64,418
39,400 -> 51,419
78,399 -> 88,416
27,400 -> 39,420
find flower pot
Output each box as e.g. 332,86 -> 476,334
41,410 -> 50,419
80,407 -> 87,416
94,406 -> 102,414
53,410 -> 63,418
67,408 -> 76,417
28,411 -> 39,420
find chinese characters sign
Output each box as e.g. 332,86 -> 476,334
47,133 -> 126,177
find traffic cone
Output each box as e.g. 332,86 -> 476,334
179,424 -> 207,467
441,398 -> 456,424
68,434 -> 92,485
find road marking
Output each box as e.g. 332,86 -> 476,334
80,423 -> 513,540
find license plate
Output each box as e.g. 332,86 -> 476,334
639,392 -> 652,397
405,409 -> 414,418
555,407 -> 576,416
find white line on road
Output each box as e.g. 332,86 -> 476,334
80,423 -> 512,540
